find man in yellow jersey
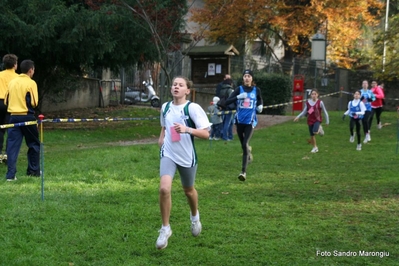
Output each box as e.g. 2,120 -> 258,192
4,60 -> 39,181
0,54 -> 18,163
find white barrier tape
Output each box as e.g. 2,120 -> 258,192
207,91 -> 347,114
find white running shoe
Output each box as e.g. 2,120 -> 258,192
156,228 -> 172,249
363,136 -> 368,144
378,123 -> 382,129
318,125 -> 324,136
349,135 -> 354,143
356,144 -> 362,151
366,133 -> 371,142
238,172 -> 246,181
311,147 -> 319,153
191,220 -> 202,237
248,153 -> 253,163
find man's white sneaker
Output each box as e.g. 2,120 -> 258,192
356,144 -> 362,151
363,136 -> 368,144
349,135 -> 354,143
366,133 -> 371,142
311,147 -> 318,153
191,220 -> 202,237
156,228 -> 172,250
378,123 -> 382,129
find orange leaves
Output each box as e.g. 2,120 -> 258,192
191,0 -> 384,68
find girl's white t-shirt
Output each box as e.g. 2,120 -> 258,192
160,101 -> 211,167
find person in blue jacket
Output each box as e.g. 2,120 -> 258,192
359,80 -> 375,143
343,90 -> 366,151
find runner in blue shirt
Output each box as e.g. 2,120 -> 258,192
359,80 -> 375,143
343,90 -> 366,150
224,70 -> 263,181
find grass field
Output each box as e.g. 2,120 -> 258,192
0,106 -> 398,266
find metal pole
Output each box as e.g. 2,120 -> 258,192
120,68 -> 125,104
38,114 -> 45,201
314,62 -> 317,88
383,0 -> 390,72
324,19 -> 328,83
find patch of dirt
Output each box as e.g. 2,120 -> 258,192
255,114 -> 294,130
42,105 -> 131,119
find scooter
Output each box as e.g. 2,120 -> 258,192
124,76 -> 160,107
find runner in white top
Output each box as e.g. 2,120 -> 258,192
160,100 -> 210,167
156,76 -> 210,250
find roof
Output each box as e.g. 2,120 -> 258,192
184,45 -> 239,56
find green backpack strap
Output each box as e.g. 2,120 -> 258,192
163,101 -> 195,128
162,101 -> 172,118
183,101 -> 195,128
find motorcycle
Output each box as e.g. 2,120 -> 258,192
124,76 -> 160,107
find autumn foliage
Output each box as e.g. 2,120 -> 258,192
190,0 -> 384,69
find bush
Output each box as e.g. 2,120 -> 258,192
232,72 -> 292,115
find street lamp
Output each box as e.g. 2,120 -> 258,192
311,33 -> 326,88
311,33 -> 326,61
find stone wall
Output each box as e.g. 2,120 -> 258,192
40,78 -> 106,112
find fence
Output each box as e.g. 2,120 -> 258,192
40,53 -> 399,113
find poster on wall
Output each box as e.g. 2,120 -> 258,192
208,63 -> 215,76
216,64 -> 222,74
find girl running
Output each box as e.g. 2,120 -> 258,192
224,69 -> 263,181
343,90 -> 366,150
156,76 -> 210,249
294,89 -> 329,153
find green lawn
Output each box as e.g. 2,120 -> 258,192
0,107 -> 398,265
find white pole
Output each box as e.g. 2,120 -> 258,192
382,0 -> 390,72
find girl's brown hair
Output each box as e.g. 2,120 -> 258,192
311,88 -> 319,94
172,76 -> 193,89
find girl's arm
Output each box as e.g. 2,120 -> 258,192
294,104 -> 308,121
344,101 -> 351,116
256,87 -> 263,106
181,103 -> 211,140
374,87 -> 385,99
225,87 -> 241,105
359,102 -> 367,115
158,127 -> 165,147
370,91 -> 376,101
187,127 -> 210,139
171,123 -> 210,140
320,101 -> 329,125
